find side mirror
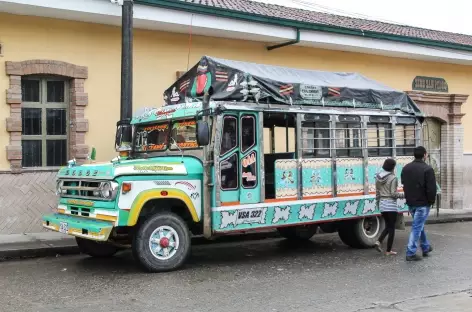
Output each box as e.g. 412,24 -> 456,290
196,120 -> 210,146
115,119 -> 133,152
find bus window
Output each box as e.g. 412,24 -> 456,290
241,115 -> 256,153
134,122 -> 169,152
396,124 -> 416,156
263,113 -> 296,200
262,113 -> 296,154
220,115 -> 239,190
220,116 -> 238,155
367,116 -> 393,157
336,115 -> 361,157
241,115 -> 257,189
220,154 -> 239,190
170,119 -> 198,150
301,114 -> 330,158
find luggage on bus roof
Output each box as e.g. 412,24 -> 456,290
163,56 -> 422,116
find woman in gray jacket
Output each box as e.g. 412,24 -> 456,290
374,158 -> 404,255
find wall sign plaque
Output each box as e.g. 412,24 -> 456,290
412,76 -> 448,93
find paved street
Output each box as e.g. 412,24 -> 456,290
0,223 -> 471,312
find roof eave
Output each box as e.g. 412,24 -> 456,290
136,0 -> 472,53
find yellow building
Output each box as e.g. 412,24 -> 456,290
1,0 -> 471,234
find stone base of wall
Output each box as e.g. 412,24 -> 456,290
0,171 -> 57,234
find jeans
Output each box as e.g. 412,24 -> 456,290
406,206 -> 431,256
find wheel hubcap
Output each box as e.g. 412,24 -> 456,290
159,237 -> 170,248
149,225 -> 179,260
362,217 -> 380,239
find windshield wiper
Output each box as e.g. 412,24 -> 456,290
170,137 -> 184,162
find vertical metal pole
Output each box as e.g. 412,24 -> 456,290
202,91 -> 213,239
258,112 -> 266,201
361,116 -> 369,195
296,114 -> 303,200
120,0 -> 133,121
330,115 -> 337,197
285,115 -> 289,152
392,117 -> 397,159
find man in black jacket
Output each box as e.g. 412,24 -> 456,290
401,146 -> 437,261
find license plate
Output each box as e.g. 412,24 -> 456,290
59,222 -> 69,234
235,208 -> 266,225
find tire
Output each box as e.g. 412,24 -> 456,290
132,212 -> 191,273
277,224 -> 318,241
319,222 -> 338,234
76,237 -> 119,258
338,216 -> 385,249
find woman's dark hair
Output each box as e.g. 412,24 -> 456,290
382,158 -> 396,172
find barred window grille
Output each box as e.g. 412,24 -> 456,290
367,123 -> 393,157
21,77 -> 69,168
396,124 -> 416,156
301,115 -> 416,158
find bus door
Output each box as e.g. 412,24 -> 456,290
239,113 -> 260,204
218,112 -> 261,206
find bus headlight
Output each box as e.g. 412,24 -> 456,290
100,182 -> 119,199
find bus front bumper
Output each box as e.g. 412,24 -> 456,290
42,213 -> 114,242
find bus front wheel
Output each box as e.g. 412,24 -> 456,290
338,216 -> 385,248
132,212 -> 191,273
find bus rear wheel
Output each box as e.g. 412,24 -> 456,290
338,216 -> 385,248
277,224 -> 318,241
132,212 -> 191,273
76,237 -> 119,258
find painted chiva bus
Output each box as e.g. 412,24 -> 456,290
42,57 -> 423,272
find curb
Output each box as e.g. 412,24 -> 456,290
0,231 -> 280,261
0,217 -> 470,261
405,215 -> 472,226
0,245 -> 79,261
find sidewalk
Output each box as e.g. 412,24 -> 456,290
1,208 -> 471,261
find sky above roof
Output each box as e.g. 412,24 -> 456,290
253,0 -> 471,36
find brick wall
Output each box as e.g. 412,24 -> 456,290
0,171 -> 57,234
462,154 -> 472,209
440,124 -> 465,209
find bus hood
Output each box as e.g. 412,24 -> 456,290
56,157 -> 203,180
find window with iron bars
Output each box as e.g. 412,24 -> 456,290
367,116 -> 393,157
21,77 -> 69,168
301,114 -> 364,158
301,115 -> 417,159
396,124 -> 416,156
301,114 -> 331,158
335,117 -> 362,158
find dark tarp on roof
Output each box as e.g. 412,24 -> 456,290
163,56 -> 422,116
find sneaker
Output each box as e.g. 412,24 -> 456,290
406,254 -> 422,261
385,251 -> 398,256
423,246 -> 433,257
374,241 -> 382,253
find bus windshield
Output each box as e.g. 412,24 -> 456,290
170,119 -> 198,150
135,123 -> 170,152
134,119 -> 199,153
